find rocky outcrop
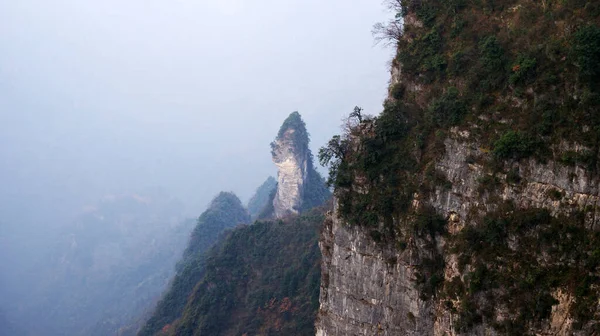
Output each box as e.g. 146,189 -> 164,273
317,120 -> 600,336
316,129 -> 600,335
271,112 -> 330,218
272,131 -> 309,217
316,204 -> 432,336
315,0 -> 600,332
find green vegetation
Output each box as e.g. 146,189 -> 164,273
509,54 -> 537,86
141,111 -> 329,336
139,192 -> 249,336
319,102 -> 416,230
181,192 -> 250,265
398,26 -> 445,83
558,150 -> 594,168
492,131 -> 538,160
573,25 -> 600,86
390,83 -> 406,100
478,35 -> 506,89
318,134 -> 348,187
428,87 -> 466,127
447,204 -> 600,334
321,0 -> 600,232
320,0 -> 600,333
163,209 -> 324,336
301,169 -> 332,212
272,111 -> 310,154
412,206 -> 447,299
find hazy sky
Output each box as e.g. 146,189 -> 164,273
0,0 -> 392,225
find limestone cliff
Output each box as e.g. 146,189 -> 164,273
317,135 -> 600,336
270,112 -> 330,218
317,1 -> 600,335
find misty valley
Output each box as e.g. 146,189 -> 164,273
1,111 -> 330,336
3,0 -> 600,335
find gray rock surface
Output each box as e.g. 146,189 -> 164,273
316,130 -> 599,335
316,6 -> 599,332
272,127 -> 310,218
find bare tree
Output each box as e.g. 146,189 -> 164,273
342,106 -> 374,134
349,106 -> 363,123
383,0 -> 404,13
372,0 -> 404,46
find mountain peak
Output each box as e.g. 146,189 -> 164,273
274,112 -> 310,154
270,112 -> 330,218
277,111 -> 307,137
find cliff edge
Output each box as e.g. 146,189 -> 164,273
317,1 -> 600,335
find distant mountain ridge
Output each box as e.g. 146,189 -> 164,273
247,176 -> 277,220
7,192 -> 192,336
138,112 -> 331,335
138,192 -> 250,336
168,209 -> 324,336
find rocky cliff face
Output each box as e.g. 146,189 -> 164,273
272,130 -> 310,218
317,203 -> 429,336
317,1 -> 600,335
271,112 -> 330,218
317,135 -> 600,335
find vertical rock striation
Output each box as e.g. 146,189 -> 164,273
316,132 -> 600,335
271,112 -> 330,218
316,203 -> 433,336
316,0 -> 600,334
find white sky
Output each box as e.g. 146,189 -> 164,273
0,0 -> 393,224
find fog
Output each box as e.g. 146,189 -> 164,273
1,0 -> 391,222
0,0 -> 391,333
